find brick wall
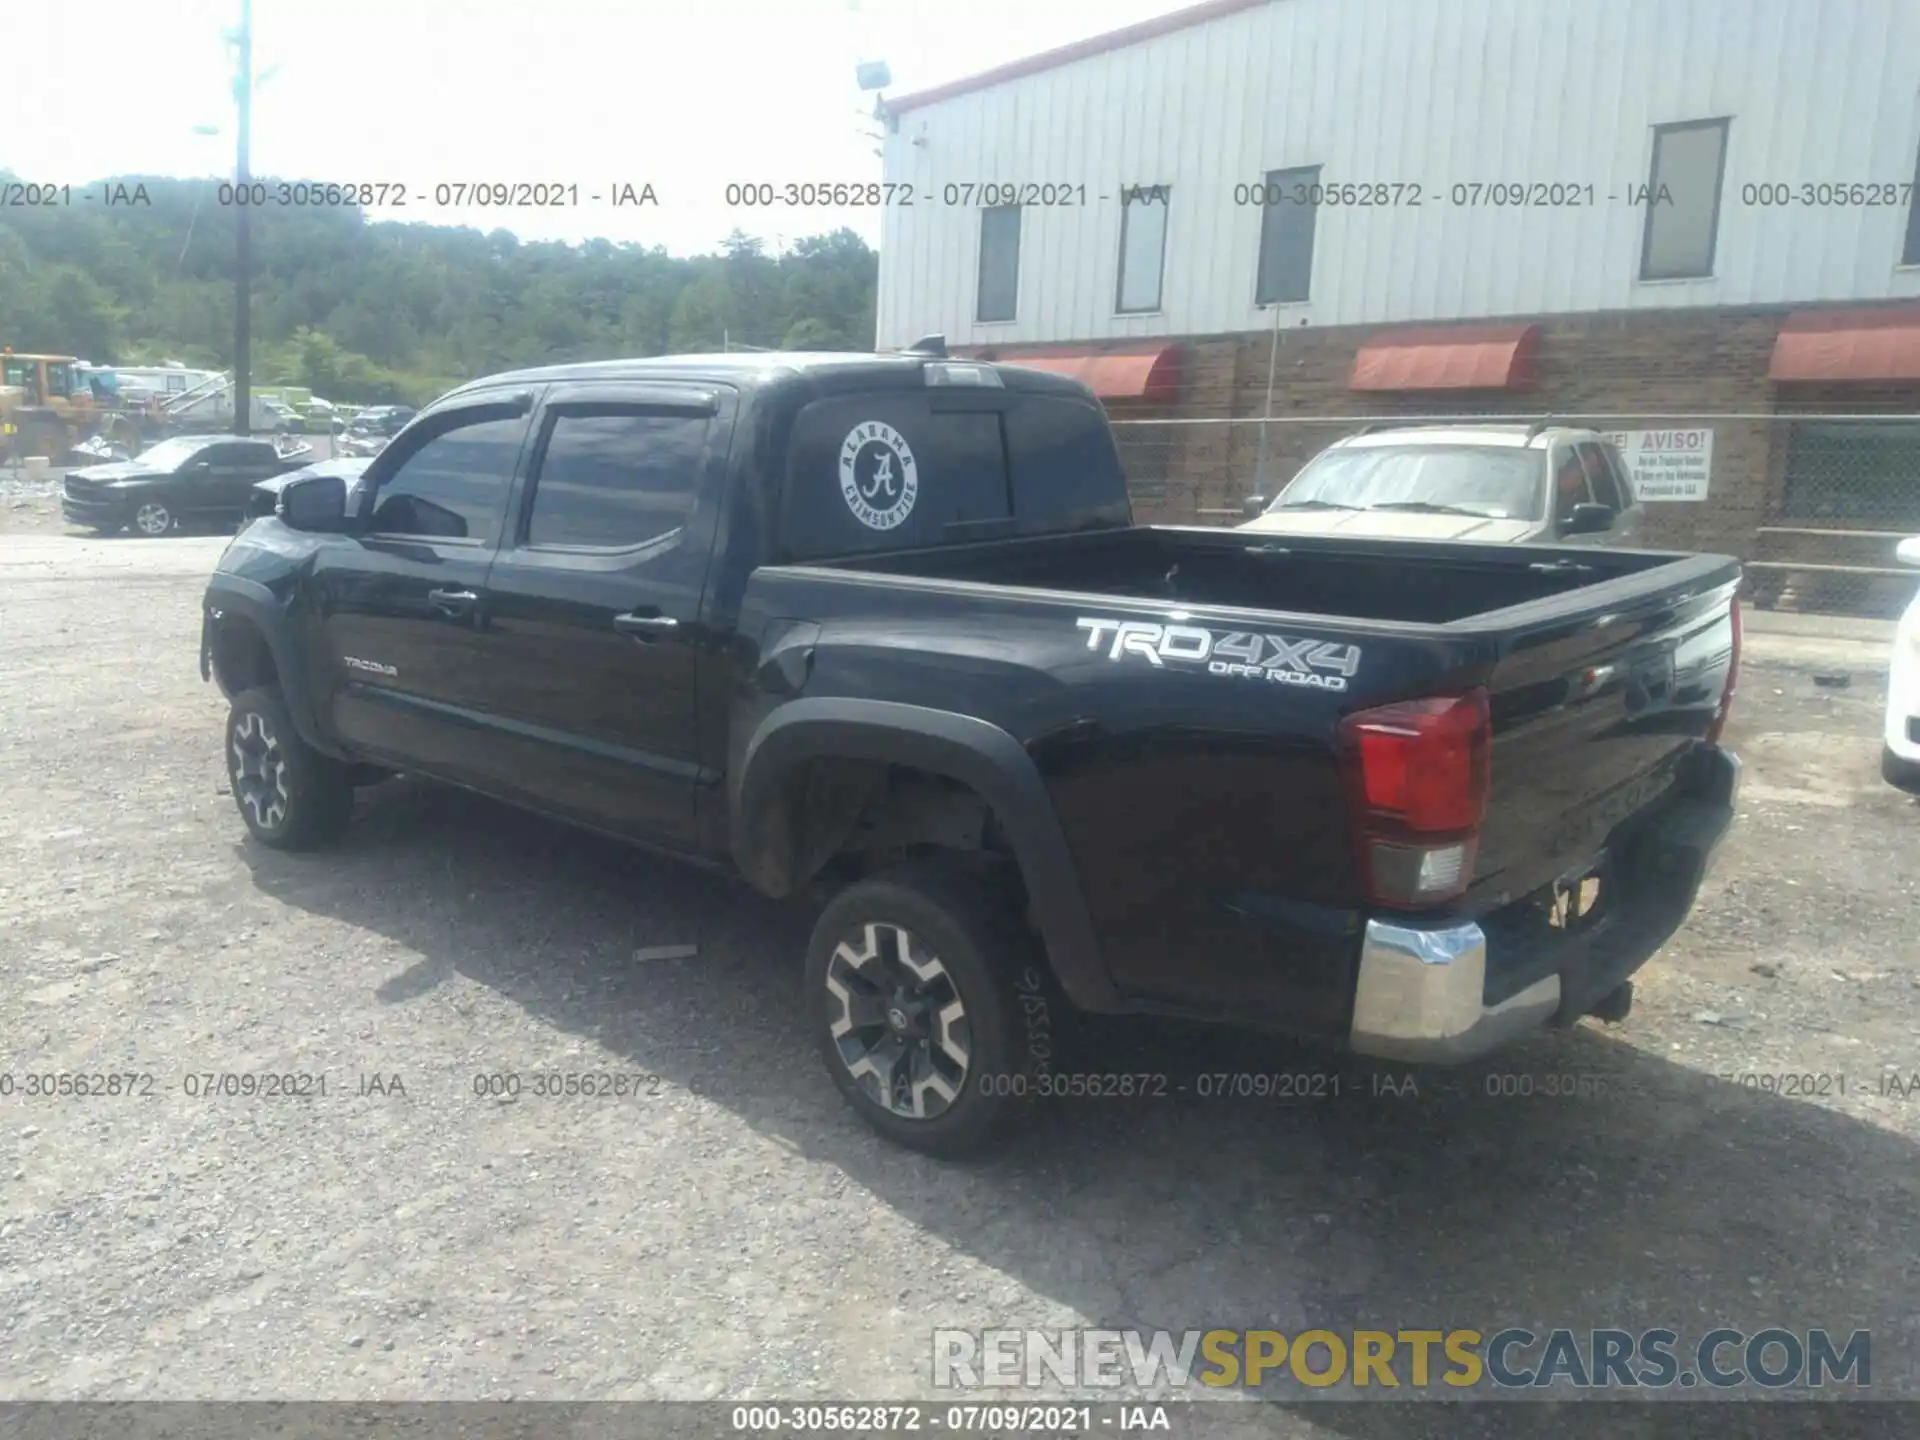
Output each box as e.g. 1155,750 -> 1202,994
1132,308 -> 1801,553
1053,305 -> 1920,567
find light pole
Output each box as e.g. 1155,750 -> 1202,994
231,0 -> 253,436
1252,300 -> 1284,495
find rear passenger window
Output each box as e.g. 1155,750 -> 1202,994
526,410 -> 708,549
780,394 -> 1011,559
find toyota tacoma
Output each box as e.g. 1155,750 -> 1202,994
199,344 -> 1742,1155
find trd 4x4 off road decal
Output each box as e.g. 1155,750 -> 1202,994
1075,617 -> 1361,692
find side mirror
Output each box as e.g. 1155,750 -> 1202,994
278,472 -> 349,531
1243,495 -> 1270,518
1896,536 -> 1920,567
1565,502 -> 1615,536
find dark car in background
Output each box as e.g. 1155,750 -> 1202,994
336,405 -> 417,458
62,434 -> 307,535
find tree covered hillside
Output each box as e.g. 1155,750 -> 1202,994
0,174 -> 878,404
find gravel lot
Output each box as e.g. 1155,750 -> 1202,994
0,521 -> 1916,1431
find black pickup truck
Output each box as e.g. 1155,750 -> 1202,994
200,346 -> 1742,1154
63,434 -> 307,536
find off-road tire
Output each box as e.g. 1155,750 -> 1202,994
225,686 -> 354,850
806,860 -> 1052,1157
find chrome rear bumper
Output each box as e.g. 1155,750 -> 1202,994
1348,747 -> 1741,1064
1348,920 -> 1559,1063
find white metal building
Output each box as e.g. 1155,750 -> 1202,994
875,0 -> 1920,349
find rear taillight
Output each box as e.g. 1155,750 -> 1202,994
1338,688 -> 1492,908
1705,599 -> 1741,745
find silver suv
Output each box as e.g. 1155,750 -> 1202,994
1240,423 -> 1645,546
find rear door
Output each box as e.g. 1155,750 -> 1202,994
308,391 -> 534,784
464,381 -> 733,846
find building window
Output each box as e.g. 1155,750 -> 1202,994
976,204 -> 1021,323
1904,141 -> 1920,266
1115,184 -> 1170,313
1640,119 -> 1730,280
1255,165 -> 1320,305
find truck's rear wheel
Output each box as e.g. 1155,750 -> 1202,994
225,686 -> 354,850
806,861 -> 1044,1157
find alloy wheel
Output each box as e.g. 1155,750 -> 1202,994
134,503 -> 172,536
824,922 -> 972,1120
230,711 -> 290,831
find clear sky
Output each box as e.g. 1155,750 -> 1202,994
12,0 -> 1195,255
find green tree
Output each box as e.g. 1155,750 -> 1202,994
0,171 -> 879,396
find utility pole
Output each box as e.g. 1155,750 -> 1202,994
1252,300 -> 1283,495
232,0 -> 252,436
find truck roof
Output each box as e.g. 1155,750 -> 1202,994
444,351 -> 1095,402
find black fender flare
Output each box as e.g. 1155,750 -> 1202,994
201,572 -> 342,758
731,697 -> 1122,1013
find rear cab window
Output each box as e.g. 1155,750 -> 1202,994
776,385 -> 1128,561
779,393 -> 1009,560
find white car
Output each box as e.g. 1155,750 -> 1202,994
1240,423 -> 1646,546
1886,536 -> 1920,794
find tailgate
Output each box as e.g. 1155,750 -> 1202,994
1464,561 -> 1740,914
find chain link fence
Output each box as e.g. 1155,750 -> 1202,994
1109,411 -> 1920,619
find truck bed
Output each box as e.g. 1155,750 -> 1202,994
830,523 -> 1708,628
765,522 -> 1741,1029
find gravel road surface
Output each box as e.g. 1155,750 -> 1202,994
1,529 -> 1915,1437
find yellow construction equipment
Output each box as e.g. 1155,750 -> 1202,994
0,348 -> 102,462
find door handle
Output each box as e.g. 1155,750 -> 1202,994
428,588 -> 478,617
614,611 -> 679,641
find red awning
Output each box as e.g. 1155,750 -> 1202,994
985,346 -> 1182,401
1769,306 -> 1920,383
1349,323 -> 1541,392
